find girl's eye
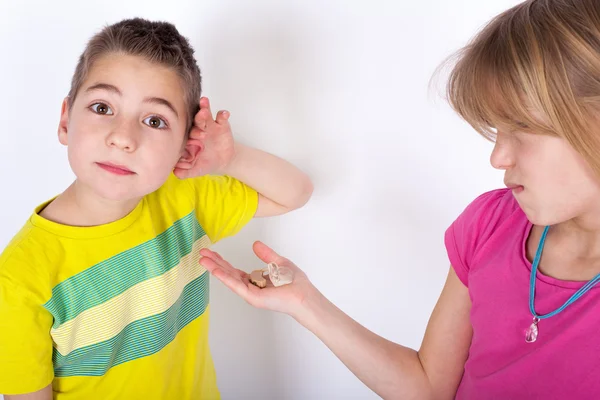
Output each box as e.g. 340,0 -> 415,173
143,116 -> 168,129
515,121 -> 529,129
90,103 -> 114,115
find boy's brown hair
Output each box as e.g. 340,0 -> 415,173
444,0 -> 600,176
68,18 -> 201,131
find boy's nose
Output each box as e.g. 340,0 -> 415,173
106,123 -> 138,152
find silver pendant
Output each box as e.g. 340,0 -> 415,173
525,317 -> 539,343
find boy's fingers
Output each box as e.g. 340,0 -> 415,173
188,125 -> 207,139
199,97 -> 211,113
194,109 -> 210,131
197,97 -> 218,131
200,97 -> 210,108
215,110 -> 230,125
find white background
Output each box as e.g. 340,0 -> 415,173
0,0 -> 517,398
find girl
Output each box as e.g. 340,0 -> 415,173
200,0 -> 600,398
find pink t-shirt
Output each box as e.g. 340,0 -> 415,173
445,188 -> 600,399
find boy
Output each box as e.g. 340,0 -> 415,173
0,18 -> 313,400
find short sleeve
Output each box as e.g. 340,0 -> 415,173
0,247 -> 54,395
187,175 -> 259,243
444,189 -> 512,287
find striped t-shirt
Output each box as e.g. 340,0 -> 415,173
0,173 -> 258,399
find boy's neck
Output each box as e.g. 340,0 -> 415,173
39,180 -> 142,227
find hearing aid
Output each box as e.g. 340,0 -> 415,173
249,262 -> 294,288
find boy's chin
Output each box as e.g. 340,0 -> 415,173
84,181 -> 152,203
74,169 -> 169,203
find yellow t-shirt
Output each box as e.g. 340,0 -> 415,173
0,174 -> 258,399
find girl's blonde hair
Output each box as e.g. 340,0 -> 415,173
445,0 -> 600,175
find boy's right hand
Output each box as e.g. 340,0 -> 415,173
174,97 -> 236,179
199,242 -> 319,319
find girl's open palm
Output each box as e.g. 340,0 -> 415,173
199,241 -> 316,318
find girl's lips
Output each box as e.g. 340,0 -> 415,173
507,184 -> 524,193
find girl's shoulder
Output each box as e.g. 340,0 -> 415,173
445,188 -> 524,286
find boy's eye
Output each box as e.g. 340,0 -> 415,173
90,103 -> 113,115
143,116 -> 168,129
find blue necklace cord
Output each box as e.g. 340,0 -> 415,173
529,225 -> 600,320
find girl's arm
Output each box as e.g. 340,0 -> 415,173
200,243 -> 472,400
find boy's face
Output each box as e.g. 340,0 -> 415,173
58,53 -> 189,202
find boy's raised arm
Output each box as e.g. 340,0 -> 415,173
222,142 -> 313,217
174,97 -> 313,217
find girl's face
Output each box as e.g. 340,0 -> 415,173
490,117 -> 600,227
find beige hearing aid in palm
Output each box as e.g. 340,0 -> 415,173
249,270 -> 268,288
249,262 -> 294,288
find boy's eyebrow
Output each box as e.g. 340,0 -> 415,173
85,83 -> 179,118
85,83 -> 122,95
143,97 -> 179,118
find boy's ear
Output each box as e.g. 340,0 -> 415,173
174,137 -> 204,172
58,97 -> 70,146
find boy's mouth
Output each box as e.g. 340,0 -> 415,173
96,162 -> 136,176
